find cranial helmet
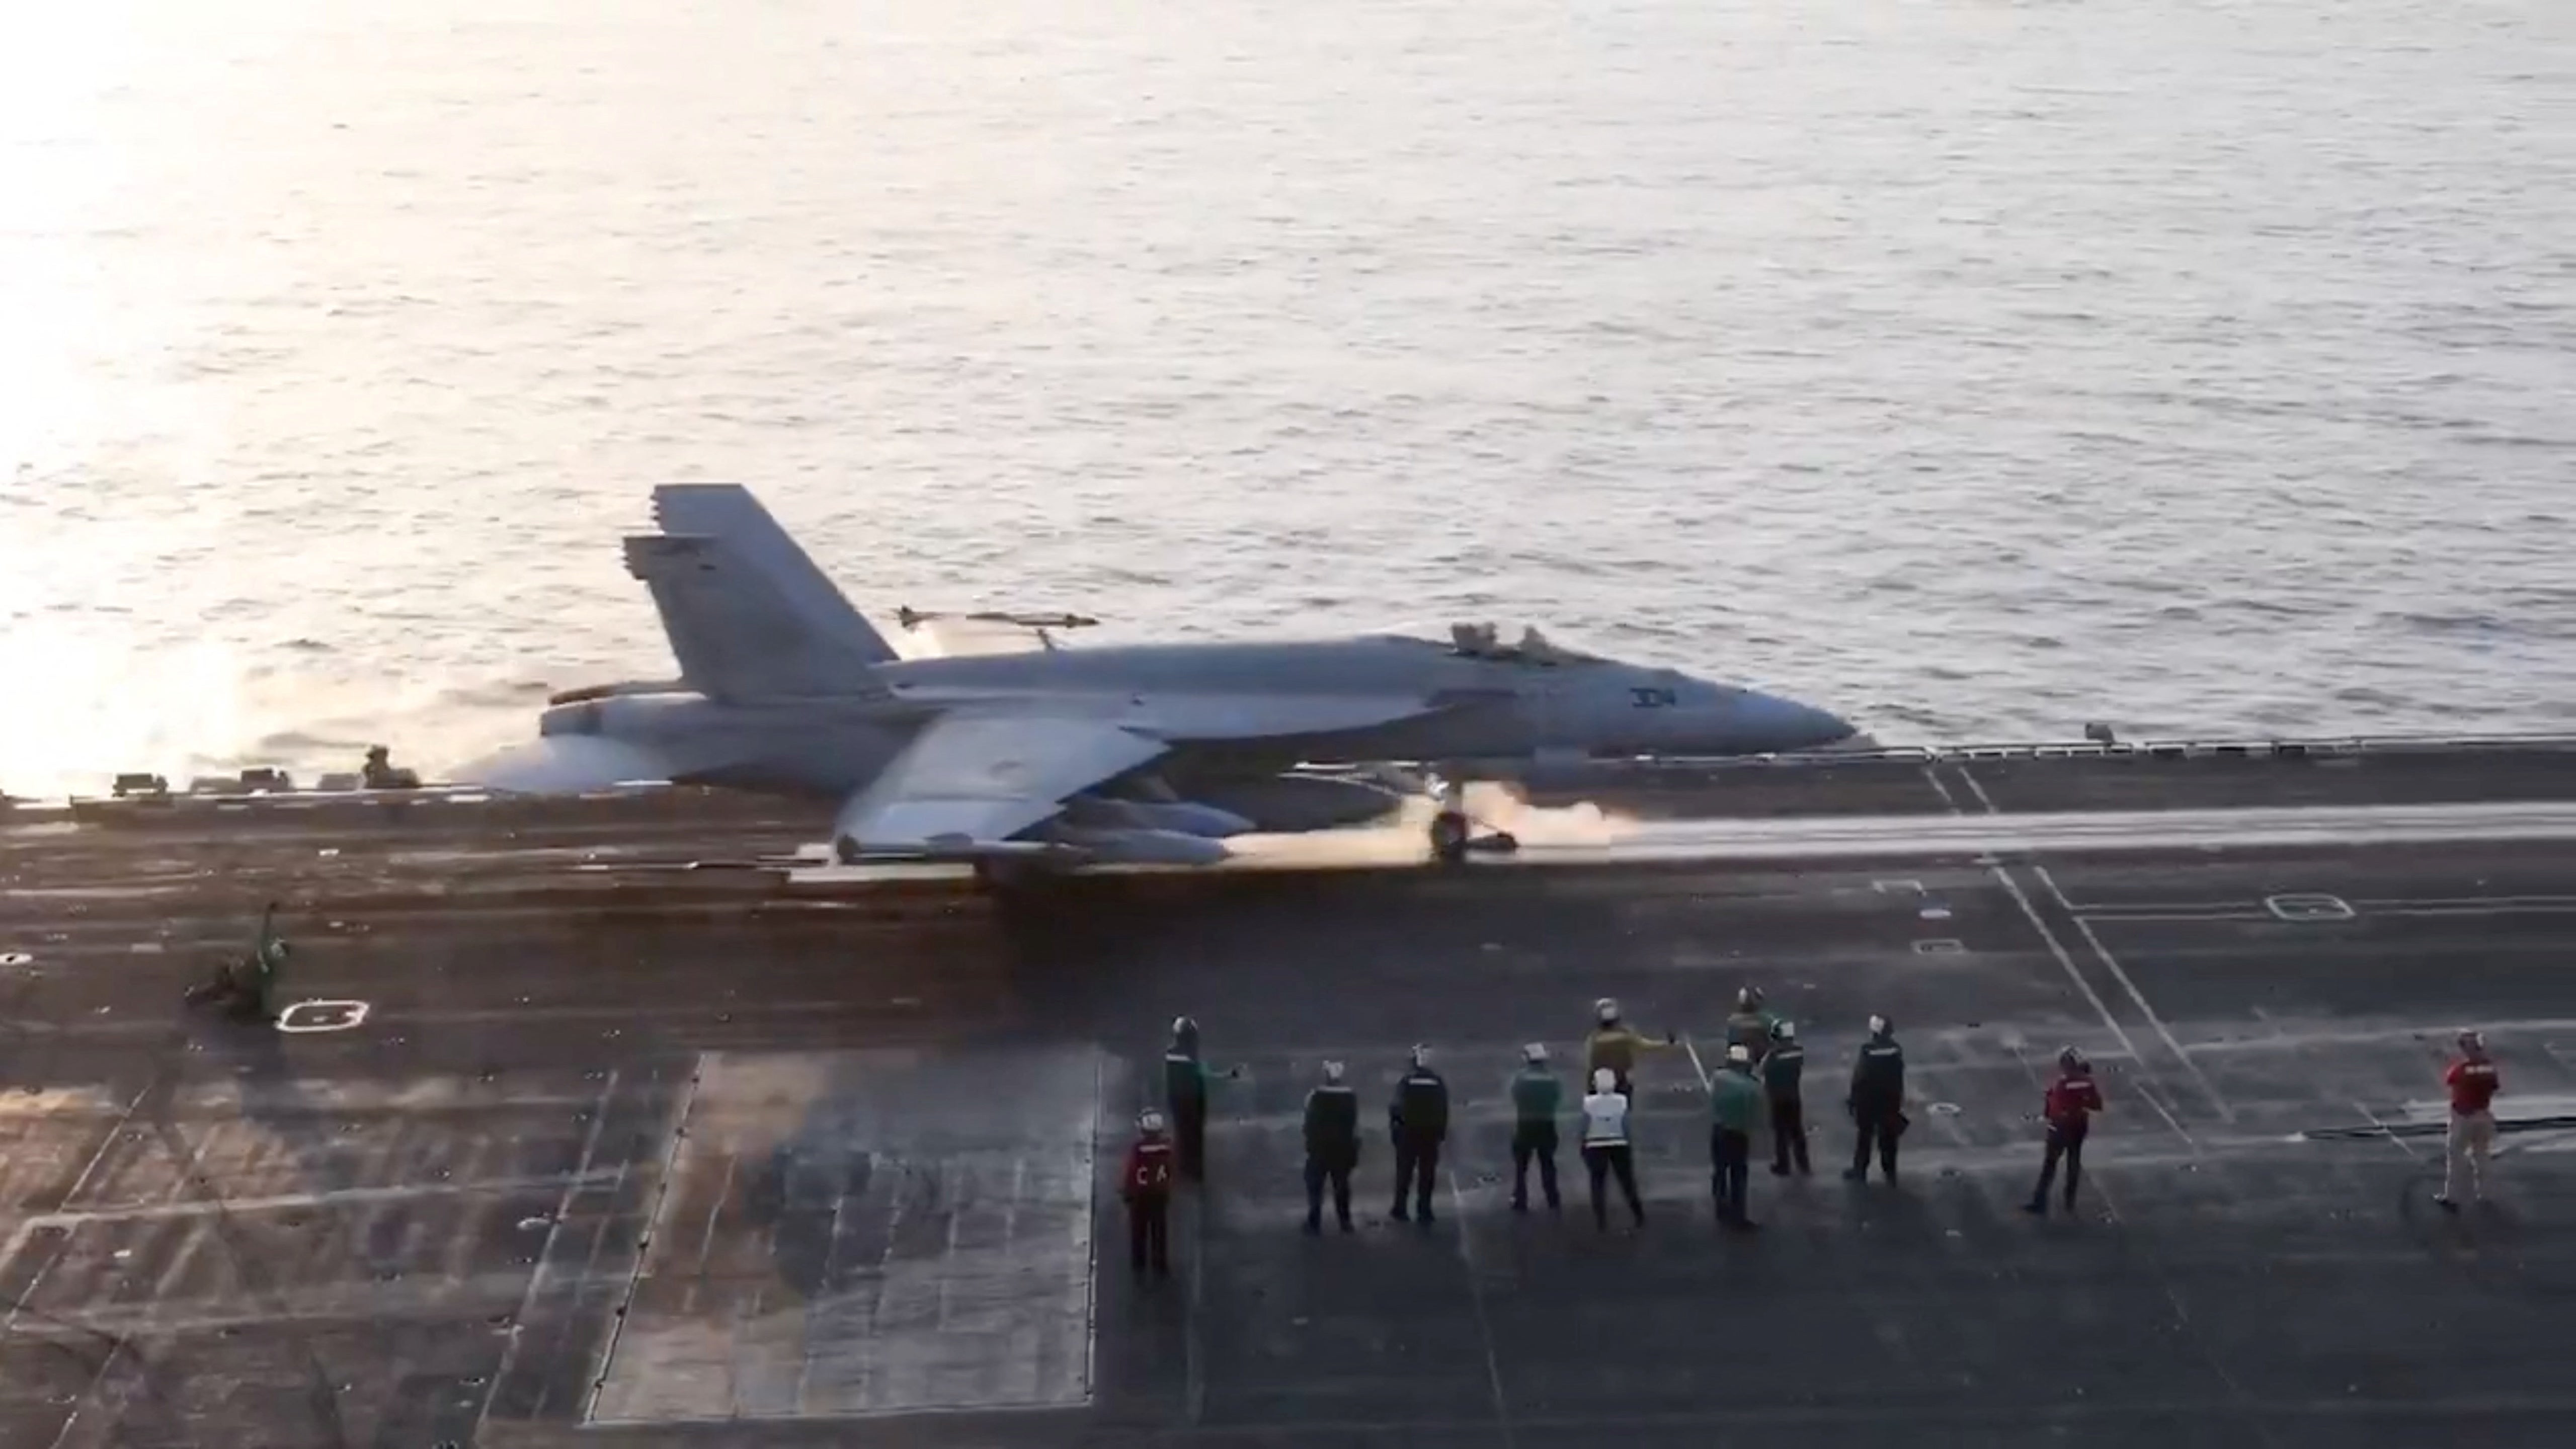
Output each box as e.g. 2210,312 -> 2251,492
1322,1060 -> 1346,1083
1139,1108 -> 1167,1134
2459,1028 -> 2486,1053
1771,1019 -> 1796,1042
1725,1043 -> 1753,1067
1596,997 -> 1620,1024
1592,1068 -> 1617,1093
1739,986 -> 1764,1010
2058,1046 -> 2088,1073
1869,1014 -> 1891,1037
1410,1043 -> 1432,1067
1523,1042 -> 1549,1064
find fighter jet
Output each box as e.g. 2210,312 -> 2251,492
457,485 -> 1859,873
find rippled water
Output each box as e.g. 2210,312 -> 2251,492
3,0 -> 2570,797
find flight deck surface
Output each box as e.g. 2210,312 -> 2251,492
3,742 -> 2574,1446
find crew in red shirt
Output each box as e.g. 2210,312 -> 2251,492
1121,1109 -> 1177,1277
2437,1030 -> 2501,1211
2023,1048 -> 2106,1218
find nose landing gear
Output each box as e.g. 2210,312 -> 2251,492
1428,779 -> 1519,865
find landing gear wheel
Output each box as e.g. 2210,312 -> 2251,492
1429,812 -> 1472,864
1470,830 -> 1520,856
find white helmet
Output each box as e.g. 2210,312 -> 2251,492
1592,1068 -> 1618,1093
1596,997 -> 1621,1024
1321,1060 -> 1346,1083
1138,1108 -> 1167,1133
1523,1042 -> 1549,1064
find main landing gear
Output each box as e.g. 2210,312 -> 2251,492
1428,780 -> 1519,865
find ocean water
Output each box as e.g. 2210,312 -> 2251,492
3,0 -> 2570,798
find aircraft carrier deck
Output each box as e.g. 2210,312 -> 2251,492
5,737 -> 2576,1447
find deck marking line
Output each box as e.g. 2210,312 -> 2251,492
2041,866 -> 2237,1124
1448,1170 -> 1518,1449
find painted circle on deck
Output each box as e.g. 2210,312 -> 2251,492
276,999 -> 371,1033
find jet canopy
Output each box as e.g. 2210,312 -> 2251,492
1443,621 -> 1600,666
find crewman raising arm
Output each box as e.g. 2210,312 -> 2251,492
1585,998 -> 1677,1097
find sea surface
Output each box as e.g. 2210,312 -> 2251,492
3,0 -> 2571,798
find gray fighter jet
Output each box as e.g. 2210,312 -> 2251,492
457,485 -> 1858,871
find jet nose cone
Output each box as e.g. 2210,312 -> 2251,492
1745,692 -> 1863,753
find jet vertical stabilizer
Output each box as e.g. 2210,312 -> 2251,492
651,484 -> 899,665
623,533 -> 891,702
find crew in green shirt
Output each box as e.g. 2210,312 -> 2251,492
1508,1043 -> 1563,1212
1708,1044 -> 1766,1230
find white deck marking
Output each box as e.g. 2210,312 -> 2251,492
2353,1101 -> 2424,1161
2266,894 -> 2356,922
274,999 -> 371,1033
1923,767 -> 2200,1151
2039,867 -> 2237,1125
1448,1171 -> 1519,1449
480,1069 -> 620,1431
583,1058 -> 705,1422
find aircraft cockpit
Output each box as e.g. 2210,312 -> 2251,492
1444,621 -> 1600,666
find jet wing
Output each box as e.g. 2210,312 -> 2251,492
831,713 -> 1170,854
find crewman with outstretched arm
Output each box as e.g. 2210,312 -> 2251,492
1165,1016 -> 1211,1183
1844,1014 -> 1907,1184
1302,1061 -> 1360,1234
186,902 -> 289,1024
1585,998 -> 1678,1097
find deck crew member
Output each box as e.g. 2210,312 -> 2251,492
2437,1029 -> 2502,1211
186,902 -> 288,1024
1585,998 -> 1677,1097
1843,1015 -> 1907,1184
1165,1016 -> 1211,1183
1509,1043 -> 1563,1213
1388,1045 -> 1450,1225
360,745 -> 420,790
1764,1019 -> 1810,1176
1708,1043 -> 1765,1230
1120,1109 -> 1178,1279
1580,1068 -> 1647,1231
1302,1061 -> 1360,1234
2024,1047 -> 2105,1217
1724,987 -> 1778,1064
